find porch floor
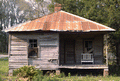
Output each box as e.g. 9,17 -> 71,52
59,64 -> 108,69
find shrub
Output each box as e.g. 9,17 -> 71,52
13,65 -> 40,79
68,72 -> 71,78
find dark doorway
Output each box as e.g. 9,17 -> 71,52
64,40 -> 75,64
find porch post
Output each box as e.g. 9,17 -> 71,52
106,34 -> 108,66
103,34 -> 109,77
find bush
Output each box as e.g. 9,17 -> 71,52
13,65 -> 41,79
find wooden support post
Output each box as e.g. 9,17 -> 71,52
106,34 -> 108,66
56,70 -> 60,75
103,69 -> 109,77
9,69 -> 13,76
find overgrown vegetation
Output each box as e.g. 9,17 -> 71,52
13,65 -> 42,80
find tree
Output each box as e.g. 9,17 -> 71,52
0,0 -> 50,53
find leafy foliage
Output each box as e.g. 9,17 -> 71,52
13,65 -> 41,79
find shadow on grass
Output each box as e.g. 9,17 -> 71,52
60,69 -> 103,76
109,65 -> 120,76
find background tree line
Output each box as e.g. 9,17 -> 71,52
0,0 -> 49,53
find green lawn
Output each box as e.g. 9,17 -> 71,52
55,76 -> 120,81
0,57 -> 120,81
0,57 -> 9,80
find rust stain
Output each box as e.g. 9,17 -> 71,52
22,22 -> 30,31
89,22 -> 98,30
82,22 -> 90,31
98,25 -> 108,30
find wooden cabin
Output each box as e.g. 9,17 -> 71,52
4,4 -> 115,76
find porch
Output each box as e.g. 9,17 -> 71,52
59,32 -> 106,66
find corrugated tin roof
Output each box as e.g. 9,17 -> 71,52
4,10 -> 115,32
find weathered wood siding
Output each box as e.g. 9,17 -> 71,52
9,34 -> 28,70
93,35 -> 103,64
60,39 -> 64,64
28,33 -> 59,70
9,32 -> 59,71
75,39 -> 83,64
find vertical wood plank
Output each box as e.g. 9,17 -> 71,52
8,34 -> 11,58
57,34 -> 59,65
64,40 -> 66,64
74,40 -> 76,63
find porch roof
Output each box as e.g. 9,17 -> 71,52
4,10 -> 115,32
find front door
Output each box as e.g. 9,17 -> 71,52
65,40 -> 75,64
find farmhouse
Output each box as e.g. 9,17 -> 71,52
4,4 -> 115,76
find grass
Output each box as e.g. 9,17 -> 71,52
0,57 -> 120,81
56,75 -> 120,81
0,52 -> 8,55
0,57 -> 9,80
0,57 -> 16,81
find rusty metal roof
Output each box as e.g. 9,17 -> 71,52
4,10 -> 115,32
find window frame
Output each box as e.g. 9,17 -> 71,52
83,39 -> 93,53
28,38 -> 39,58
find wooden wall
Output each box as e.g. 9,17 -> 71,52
93,35 -> 103,64
28,33 -> 59,70
60,34 -> 103,65
9,34 -> 28,70
9,32 -> 59,71
75,39 -> 83,64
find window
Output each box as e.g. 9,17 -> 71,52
29,39 -> 37,48
28,39 -> 38,58
84,40 -> 93,53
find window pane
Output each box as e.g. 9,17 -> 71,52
31,44 -> 34,47
88,41 -> 92,48
29,39 -> 33,43
29,39 -> 37,48
34,44 -> 37,47
34,39 -> 37,43
85,41 -> 88,48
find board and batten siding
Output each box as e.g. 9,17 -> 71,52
60,38 -> 83,64
93,35 -> 103,64
9,33 -> 59,72
75,39 -> 83,64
